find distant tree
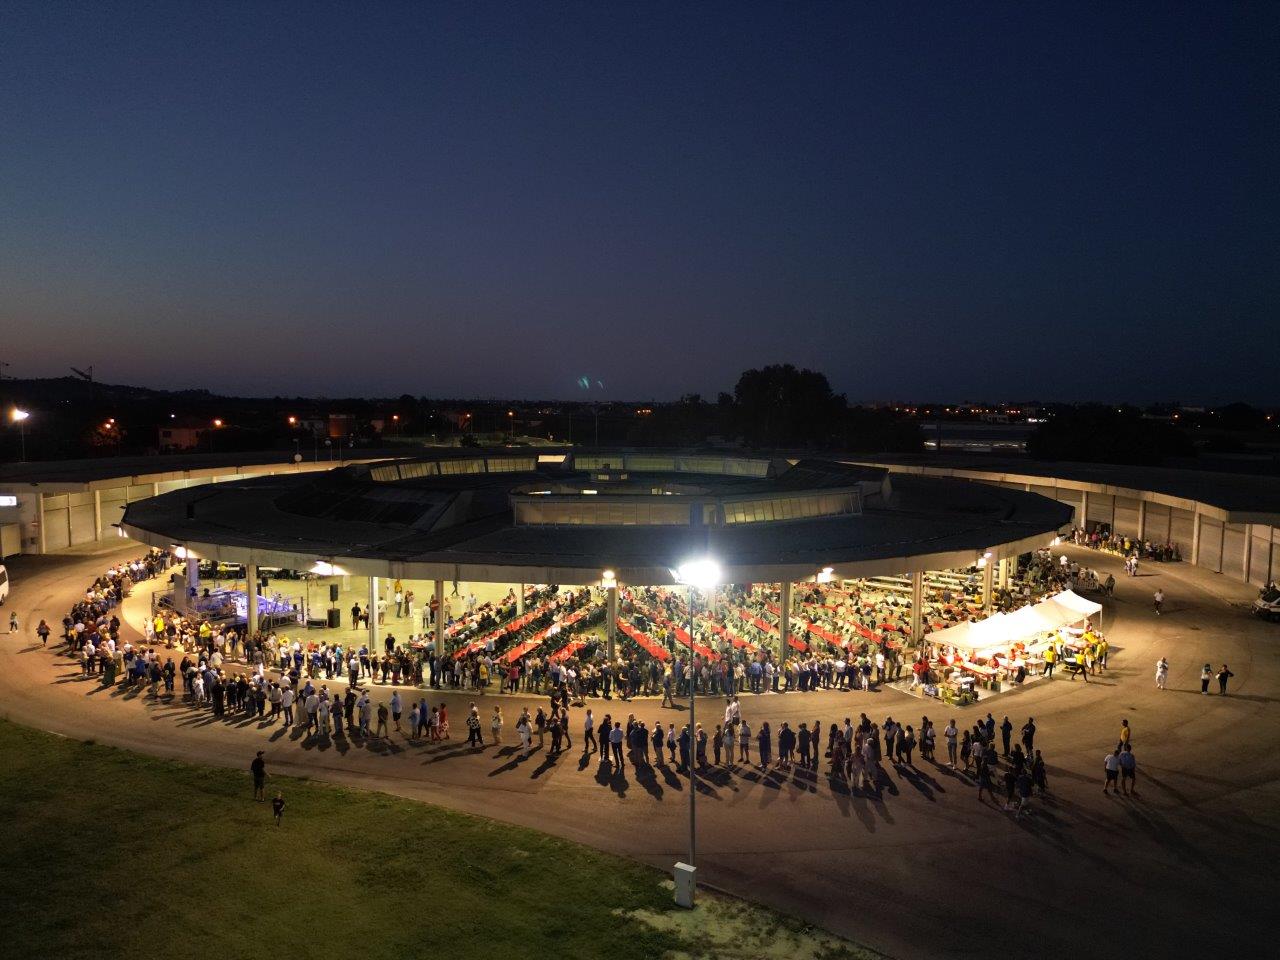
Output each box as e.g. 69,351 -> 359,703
733,364 -> 846,447
1028,406 -> 1194,465
1217,402 -> 1266,432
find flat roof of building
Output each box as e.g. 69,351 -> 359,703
848,454 -> 1280,523
121,452 -> 1071,584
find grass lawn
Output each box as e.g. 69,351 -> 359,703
0,720 -> 875,960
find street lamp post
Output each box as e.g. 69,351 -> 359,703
670,557 -> 722,909
10,408 -> 29,462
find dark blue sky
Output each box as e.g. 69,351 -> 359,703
2,2 -> 1276,402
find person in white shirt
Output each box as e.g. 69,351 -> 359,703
944,720 -> 959,767
1103,747 -> 1122,794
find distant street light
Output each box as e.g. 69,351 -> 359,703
10,407 -> 30,462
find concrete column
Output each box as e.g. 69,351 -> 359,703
186,555 -> 200,589
38,494 -> 47,554
1219,522 -> 1226,574
982,557 -> 995,612
998,557 -> 1010,590
1192,511 -> 1202,565
910,571 -> 923,643
1137,500 -> 1147,541
779,581 -> 792,659
517,584 -> 525,615
1242,524 -> 1252,582
246,562 -> 259,635
606,584 -> 618,659
93,489 -> 102,541
1080,490 -> 1089,529
434,579 -> 445,655
368,576 -> 379,649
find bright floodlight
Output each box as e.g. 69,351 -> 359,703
10,408 -> 29,423
672,558 -> 722,589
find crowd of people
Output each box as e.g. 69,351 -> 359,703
1072,525 -> 1182,564
30,545 -> 1199,826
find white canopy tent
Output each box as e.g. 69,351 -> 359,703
929,590 -> 1104,656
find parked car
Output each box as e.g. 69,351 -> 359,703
0,563 -> 9,606
1253,585 -> 1280,621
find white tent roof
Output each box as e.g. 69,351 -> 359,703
1049,589 -> 1103,618
1004,603 -> 1063,636
930,590 -> 1102,655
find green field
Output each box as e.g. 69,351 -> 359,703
0,720 -> 873,960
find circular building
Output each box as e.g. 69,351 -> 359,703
121,449 -> 1071,587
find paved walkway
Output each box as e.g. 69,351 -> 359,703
1,545 -> 1274,959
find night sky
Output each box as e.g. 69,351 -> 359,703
2,2 -> 1276,403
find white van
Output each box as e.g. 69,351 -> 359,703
0,564 -> 8,606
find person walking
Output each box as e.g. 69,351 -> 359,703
250,751 -> 266,801
1119,744 -> 1138,796
1021,717 -> 1036,755
1155,657 -> 1169,690
271,792 -> 285,826
583,709 -> 597,753
8,611 -> 19,634
1103,746 -> 1122,795
1217,664 -> 1235,695
490,705 -> 503,746
36,619 -> 51,646
1153,588 -> 1164,616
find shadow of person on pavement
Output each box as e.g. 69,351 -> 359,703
633,761 -> 663,800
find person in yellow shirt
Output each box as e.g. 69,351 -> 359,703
1119,717 -> 1131,747
1042,644 -> 1057,678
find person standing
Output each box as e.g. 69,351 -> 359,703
1021,717 -> 1036,755
271,792 -> 285,826
609,721 -> 625,768
944,719 -> 958,768
1119,718 -> 1131,748
1217,664 -> 1235,695
250,751 -> 266,801
1200,663 -> 1212,695
976,755 -> 995,803
999,716 -> 1013,757
1155,657 -> 1169,690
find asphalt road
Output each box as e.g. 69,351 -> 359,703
1,544 -> 1275,959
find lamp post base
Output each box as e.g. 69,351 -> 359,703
673,861 -> 696,908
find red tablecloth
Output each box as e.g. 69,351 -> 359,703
618,620 -> 671,661
548,639 -> 585,663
